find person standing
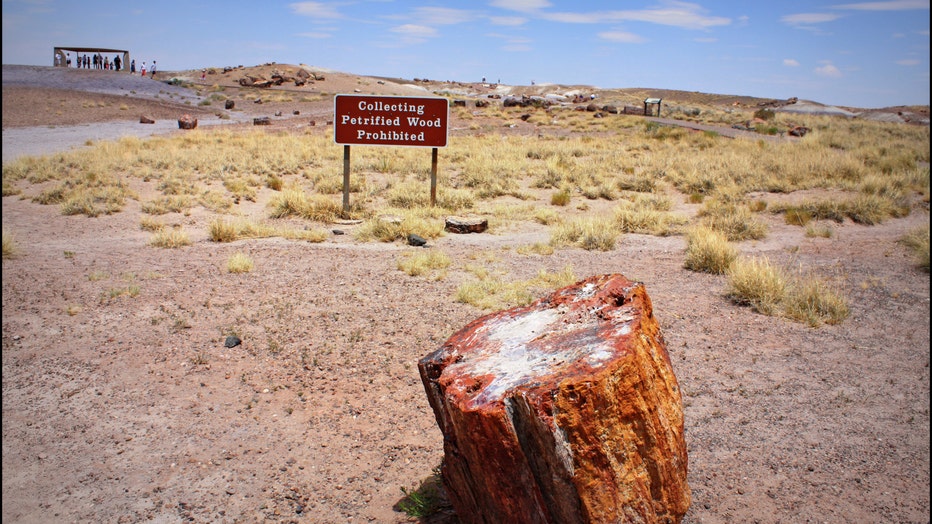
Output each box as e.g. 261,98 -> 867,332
66,53 -> 72,67
150,60 -> 157,79
130,59 -> 136,74
141,61 -> 147,77
114,55 -> 121,71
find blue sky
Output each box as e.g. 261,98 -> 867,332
2,0 -> 929,108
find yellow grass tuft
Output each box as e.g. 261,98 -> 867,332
397,249 -> 452,277
149,227 -> 191,248
899,224 -> 930,272
725,256 -> 787,315
684,226 -> 736,274
2,230 -> 19,259
227,252 -> 255,273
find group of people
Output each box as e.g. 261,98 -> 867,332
58,53 -> 157,79
63,52 -> 124,71
130,60 -> 156,78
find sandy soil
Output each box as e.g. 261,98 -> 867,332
2,65 -> 930,523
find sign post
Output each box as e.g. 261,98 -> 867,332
334,95 -> 449,211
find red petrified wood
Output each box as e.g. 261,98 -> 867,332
418,274 -> 690,523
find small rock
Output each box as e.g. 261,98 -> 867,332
407,234 -> 427,247
224,335 -> 241,348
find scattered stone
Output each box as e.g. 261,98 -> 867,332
225,100 -> 235,110
224,336 -> 241,348
254,117 -> 271,126
139,115 -> 155,124
444,216 -> 488,234
789,126 -> 810,137
332,229 -> 345,235
407,234 -> 427,247
177,114 -> 197,129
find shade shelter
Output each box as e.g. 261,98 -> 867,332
53,47 -> 130,71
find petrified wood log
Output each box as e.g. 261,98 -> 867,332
177,114 -> 197,130
419,274 -> 690,523
444,216 -> 488,234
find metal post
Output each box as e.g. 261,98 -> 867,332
343,145 -> 351,214
430,147 -> 438,207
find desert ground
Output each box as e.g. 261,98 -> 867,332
2,64 -> 930,523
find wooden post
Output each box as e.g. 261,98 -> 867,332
342,145 -> 351,214
430,147 -> 438,207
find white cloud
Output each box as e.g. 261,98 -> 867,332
411,7 -> 475,26
541,2 -> 730,30
491,1 -> 730,30
605,2 -> 731,30
598,31 -> 646,43
290,2 -> 342,19
487,33 -> 533,51
694,37 -> 717,43
781,13 -> 843,26
490,0 -> 551,13
831,1 -> 930,11
489,16 -> 527,26
391,24 -> 437,38
784,58 -> 800,66
297,32 -> 331,39
815,63 -> 843,77
896,58 -> 921,65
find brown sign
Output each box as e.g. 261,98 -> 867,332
334,95 -> 448,147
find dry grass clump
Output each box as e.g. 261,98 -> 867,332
550,188 -> 571,206
149,227 -> 191,248
843,193 -> 910,225
268,189 -> 344,222
684,226 -> 737,274
385,182 -> 475,212
804,223 -> 834,238
516,243 -> 555,256
397,249 -> 452,278
208,218 -> 328,244
726,257 -> 849,326
899,224 -> 930,272
725,256 -> 787,315
549,217 -> 617,251
455,265 -> 576,310
613,193 -> 688,236
698,199 -> 767,241
141,195 -> 193,215
28,170 -> 136,217
782,276 -> 849,326
139,217 -> 165,232
226,252 -> 255,273
2,230 -> 19,259
354,213 -> 445,243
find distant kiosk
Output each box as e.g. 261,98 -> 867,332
644,97 -> 663,117
53,47 -> 130,70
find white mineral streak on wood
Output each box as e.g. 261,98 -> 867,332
445,300 -> 636,409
